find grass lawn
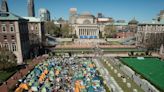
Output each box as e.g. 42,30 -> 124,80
120,57 -> 164,91
0,71 -> 16,82
109,41 -> 121,45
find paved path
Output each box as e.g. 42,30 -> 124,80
93,58 -> 123,92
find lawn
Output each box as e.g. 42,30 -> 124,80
0,71 -> 16,83
120,57 -> 164,91
109,41 -> 121,45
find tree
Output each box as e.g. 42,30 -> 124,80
44,21 -> 74,38
61,23 -> 70,37
0,47 -> 17,70
44,21 -> 61,37
104,25 -> 116,38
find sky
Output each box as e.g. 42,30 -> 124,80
4,0 -> 164,22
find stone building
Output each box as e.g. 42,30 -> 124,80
136,19 -> 164,49
23,17 -> 45,57
1,0 -> 9,12
23,17 -> 45,45
28,0 -> 35,17
72,13 -> 99,39
0,0 -> 30,64
128,18 -> 138,32
69,8 -> 100,39
0,12 -> 30,64
39,8 -> 51,21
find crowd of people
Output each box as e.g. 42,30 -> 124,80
15,56 -> 106,92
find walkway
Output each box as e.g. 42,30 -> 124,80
93,58 -> 123,92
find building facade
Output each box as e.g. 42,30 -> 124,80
0,12 -> 30,64
23,17 -> 45,45
69,8 -> 77,24
74,24 -> 99,39
128,18 -> 138,32
39,8 -> 51,21
136,20 -> 164,49
72,13 -> 99,39
69,8 -> 100,39
23,17 -> 45,57
158,10 -> 164,21
28,0 -> 35,17
1,0 -> 9,12
136,10 -> 164,49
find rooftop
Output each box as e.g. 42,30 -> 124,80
139,19 -> 164,25
23,17 -> 41,22
0,12 -> 27,21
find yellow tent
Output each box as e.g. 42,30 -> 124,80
15,83 -> 28,92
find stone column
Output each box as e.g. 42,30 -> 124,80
78,29 -> 80,37
89,29 -> 91,36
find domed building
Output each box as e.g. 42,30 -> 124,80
76,12 -> 96,24
71,11 -> 100,39
128,18 -> 138,32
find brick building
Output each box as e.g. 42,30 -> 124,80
0,12 -> 30,64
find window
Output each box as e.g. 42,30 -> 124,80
31,26 -> 34,30
4,43 -> 9,49
11,35 -> 15,40
11,43 -> 17,51
35,25 -> 38,30
10,24 -> 14,32
0,43 -> 2,48
1,24 -> 6,32
4,35 -> 7,40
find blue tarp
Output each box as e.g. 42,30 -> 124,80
80,35 -> 97,39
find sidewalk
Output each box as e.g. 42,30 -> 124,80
0,55 -> 48,92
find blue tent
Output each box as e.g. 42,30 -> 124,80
88,86 -> 95,92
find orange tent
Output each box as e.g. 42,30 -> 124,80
74,80 -> 81,92
15,87 -> 23,92
15,83 -> 28,92
19,83 -> 28,90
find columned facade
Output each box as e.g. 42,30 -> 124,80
75,24 -> 99,39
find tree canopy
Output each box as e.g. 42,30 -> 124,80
0,47 -> 17,70
104,25 -> 117,38
44,21 -> 75,38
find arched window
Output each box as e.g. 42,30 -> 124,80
11,43 -> 17,51
10,24 -> 14,32
1,24 -> 6,32
3,43 -> 9,50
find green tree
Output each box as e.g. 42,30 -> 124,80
61,23 -> 71,38
0,47 -> 17,70
104,25 -> 116,38
44,21 -> 61,37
